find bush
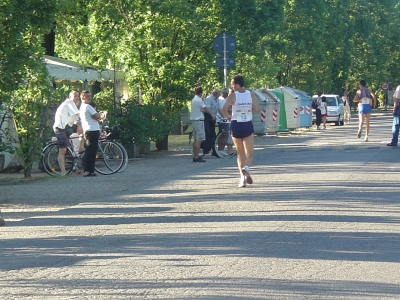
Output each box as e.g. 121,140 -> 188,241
118,99 -> 177,147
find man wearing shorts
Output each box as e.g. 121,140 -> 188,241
222,75 -> 261,187
53,90 -> 81,176
190,87 -> 215,162
353,80 -> 376,142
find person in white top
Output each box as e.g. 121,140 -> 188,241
190,87 -> 215,162
79,90 -> 102,176
216,88 -> 233,156
320,96 -> 328,129
53,90 -> 80,176
222,75 -> 260,187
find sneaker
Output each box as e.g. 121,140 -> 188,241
357,129 -> 362,138
387,143 -> 397,146
364,136 -> 369,142
322,126 -> 326,130
317,126 -> 321,130
238,179 -> 247,188
193,157 -> 206,162
241,166 -> 253,184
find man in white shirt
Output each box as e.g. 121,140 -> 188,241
53,90 -> 80,176
190,87 -> 215,162
80,90 -> 102,176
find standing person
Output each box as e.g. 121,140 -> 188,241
320,96 -> 328,129
53,90 -> 81,176
80,90 -> 102,176
190,87 -> 216,162
202,89 -> 220,156
222,75 -> 261,187
69,90 -> 85,158
315,91 -> 323,130
216,87 -> 233,156
353,80 -> 376,142
342,91 -> 351,124
387,84 -> 400,146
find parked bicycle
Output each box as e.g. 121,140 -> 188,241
188,120 -> 236,159
41,121 -> 128,176
214,121 -> 236,158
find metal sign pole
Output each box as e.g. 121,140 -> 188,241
223,33 -> 227,88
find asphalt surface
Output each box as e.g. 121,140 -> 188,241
1,110 -> 400,299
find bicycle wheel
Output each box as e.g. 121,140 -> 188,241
114,141 -> 128,173
40,143 -> 57,174
45,144 -> 74,176
188,132 -> 194,155
214,130 -> 236,159
95,140 -> 124,175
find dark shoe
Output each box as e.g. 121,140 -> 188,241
211,152 -> 219,157
193,157 -> 206,162
387,143 -> 397,146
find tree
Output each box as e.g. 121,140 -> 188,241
0,0 -> 59,177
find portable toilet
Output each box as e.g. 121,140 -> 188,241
251,89 -> 269,135
276,87 -> 300,130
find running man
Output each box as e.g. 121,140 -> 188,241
353,79 -> 376,142
222,75 -> 260,187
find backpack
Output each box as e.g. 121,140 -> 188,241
312,99 -> 318,109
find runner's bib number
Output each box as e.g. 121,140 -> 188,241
361,97 -> 370,105
236,110 -> 252,122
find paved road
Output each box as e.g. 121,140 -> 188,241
1,111 -> 400,299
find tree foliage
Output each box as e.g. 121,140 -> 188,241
0,0 -> 58,177
2,0 -> 400,167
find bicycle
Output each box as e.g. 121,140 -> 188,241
188,120 -> 236,159
214,121 -> 236,159
41,127 -> 127,176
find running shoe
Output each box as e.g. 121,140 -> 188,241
357,129 -> 362,138
238,178 -> 246,188
364,136 -> 369,142
241,166 -> 253,184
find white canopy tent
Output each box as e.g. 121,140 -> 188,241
44,55 -> 129,99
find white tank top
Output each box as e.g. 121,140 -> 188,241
231,90 -> 253,122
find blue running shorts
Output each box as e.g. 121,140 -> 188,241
358,104 -> 372,114
231,120 -> 254,139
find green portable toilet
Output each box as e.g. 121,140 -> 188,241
269,89 -> 288,132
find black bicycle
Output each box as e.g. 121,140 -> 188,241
41,124 -> 127,176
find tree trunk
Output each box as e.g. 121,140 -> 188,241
155,134 -> 168,151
